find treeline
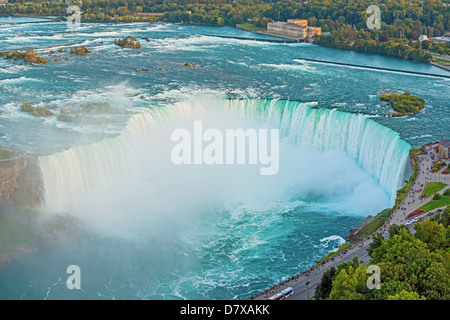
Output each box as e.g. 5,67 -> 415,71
313,28 -> 434,62
2,1 -> 449,61
314,207 -> 450,300
2,0 -> 449,34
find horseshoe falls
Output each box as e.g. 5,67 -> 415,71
2,21 -> 445,301
27,97 -> 411,300
39,98 -> 411,214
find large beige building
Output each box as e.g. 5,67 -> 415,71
266,19 -> 321,41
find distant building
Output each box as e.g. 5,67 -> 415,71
266,19 -> 321,41
419,35 -> 428,42
132,13 -> 164,17
287,19 -> 308,26
438,138 -> 450,159
0,0 -> 8,8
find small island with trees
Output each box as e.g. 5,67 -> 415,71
379,92 -> 425,117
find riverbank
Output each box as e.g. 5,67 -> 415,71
0,15 -> 60,24
431,61 -> 450,72
251,141 -> 450,300
0,147 -> 86,266
249,145 -> 420,300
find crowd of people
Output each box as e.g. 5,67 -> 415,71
249,244 -> 359,300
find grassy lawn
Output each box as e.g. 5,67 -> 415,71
0,149 -> 14,158
418,195 -> 450,212
433,57 -> 450,63
236,23 -> 265,32
421,182 -> 447,197
353,208 -> 392,241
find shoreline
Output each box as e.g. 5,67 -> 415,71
249,145 -> 416,300
0,19 -> 448,297
233,25 -> 450,71
1,15 -> 448,69
250,141 -> 450,300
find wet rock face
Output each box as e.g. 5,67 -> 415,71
0,151 -> 42,206
346,215 -> 375,242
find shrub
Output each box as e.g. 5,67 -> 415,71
433,193 -> 441,201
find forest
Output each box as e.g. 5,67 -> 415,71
1,0 -> 449,61
314,211 -> 450,300
2,0 -> 448,33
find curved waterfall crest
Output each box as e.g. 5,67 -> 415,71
38,97 -> 411,209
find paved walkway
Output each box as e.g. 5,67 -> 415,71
390,143 -> 450,227
0,147 -> 27,162
250,142 -> 449,300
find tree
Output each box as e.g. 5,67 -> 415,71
328,264 -> 367,300
387,289 -> 426,300
417,260 -> 450,299
380,30 -> 390,42
430,206 -> 450,227
367,232 -> 384,258
374,281 -> 414,300
433,193 -> 441,201
388,224 -> 409,238
314,267 -> 336,300
371,229 -> 429,265
414,220 -> 447,252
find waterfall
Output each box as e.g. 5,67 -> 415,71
225,99 -> 411,199
38,97 -> 411,210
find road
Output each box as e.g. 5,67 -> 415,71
250,142 -> 449,300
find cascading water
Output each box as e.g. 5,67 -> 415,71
38,97 -> 411,211
225,99 -> 412,199
20,96 -> 415,299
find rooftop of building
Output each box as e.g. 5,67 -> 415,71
269,21 -> 319,29
439,138 -> 450,148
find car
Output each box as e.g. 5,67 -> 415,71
437,209 -> 443,213
406,220 -> 414,226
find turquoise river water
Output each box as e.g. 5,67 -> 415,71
0,19 -> 449,299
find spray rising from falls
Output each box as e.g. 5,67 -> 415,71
38,97 -> 411,214
227,99 -> 412,199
